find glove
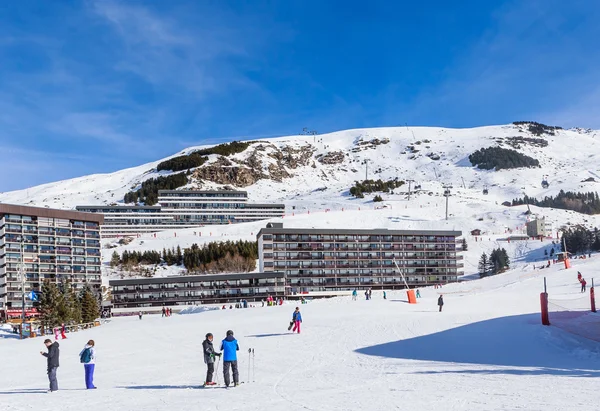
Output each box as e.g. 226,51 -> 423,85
216,352 -> 222,357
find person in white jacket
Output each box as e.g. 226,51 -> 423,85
79,340 -> 97,389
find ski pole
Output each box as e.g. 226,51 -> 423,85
215,356 -> 221,385
248,348 -> 252,383
252,348 -> 255,382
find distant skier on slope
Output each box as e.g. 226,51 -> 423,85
581,278 -> 587,293
220,330 -> 240,387
438,295 -> 444,312
352,289 -> 357,301
203,333 -> 221,386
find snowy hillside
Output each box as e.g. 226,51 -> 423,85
2,255 -> 600,410
2,123 -> 600,213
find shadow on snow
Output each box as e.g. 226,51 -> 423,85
355,313 -> 600,377
245,333 -> 294,338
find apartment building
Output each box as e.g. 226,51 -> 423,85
77,190 -> 285,237
257,223 -> 463,293
0,204 -> 103,318
109,271 -> 286,308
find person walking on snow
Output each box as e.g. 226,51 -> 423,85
383,291 -> 387,300
162,306 -> 166,317
438,295 -> 444,312
581,278 -> 587,293
220,330 -> 240,387
41,338 -> 60,392
291,307 -> 302,333
202,333 -> 221,386
352,289 -> 357,301
416,289 -> 421,298
79,339 -> 97,389
138,311 -> 143,320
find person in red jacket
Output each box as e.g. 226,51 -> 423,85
581,278 -> 587,293
578,272 -> 582,283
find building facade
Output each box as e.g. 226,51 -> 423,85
526,217 -> 552,238
109,271 -> 286,308
77,190 -> 285,237
0,204 -> 103,318
257,224 -> 463,293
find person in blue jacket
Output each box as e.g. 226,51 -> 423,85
291,307 -> 302,333
220,330 -> 240,387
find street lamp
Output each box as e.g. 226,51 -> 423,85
443,185 -> 452,220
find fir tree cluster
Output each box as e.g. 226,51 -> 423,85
124,172 -> 188,205
469,147 -> 540,170
561,226 -> 600,255
38,281 -> 99,328
512,191 -> 600,215
512,121 -> 562,136
478,248 -> 510,277
349,178 -> 404,198
156,141 -> 252,172
373,195 -> 383,202
183,240 -> 258,272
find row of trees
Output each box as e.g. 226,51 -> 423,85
38,281 -> 99,328
561,226 -> 600,255
513,121 -> 562,136
478,248 -> 510,277
512,191 -> 600,215
469,147 -> 540,170
157,141 -> 252,172
349,178 -> 404,198
124,172 -> 188,205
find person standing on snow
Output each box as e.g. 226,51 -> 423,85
202,333 -> 221,386
162,306 -> 166,317
581,278 -> 587,293
41,338 -> 60,392
220,330 -> 240,387
79,339 -> 97,389
416,289 -> 421,298
383,291 -> 387,300
438,295 -> 444,312
291,307 -> 302,333
138,311 -> 143,320
352,289 -> 357,301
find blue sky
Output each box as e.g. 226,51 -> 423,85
1,0 -> 599,192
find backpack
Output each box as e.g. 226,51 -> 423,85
80,347 -> 92,364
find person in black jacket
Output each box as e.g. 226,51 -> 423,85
40,339 -> 60,392
202,333 -> 221,386
438,295 -> 444,312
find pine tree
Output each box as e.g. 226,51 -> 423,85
80,286 -> 100,323
62,283 -> 82,324
110,251 -> 121,268
39,281 -> 63,328
478,253 -> 489,277
461,238 -> 468,251
176,245 -> 183,265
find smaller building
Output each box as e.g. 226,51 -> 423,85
109,272 -> 286,308
470,229 -> 482,236
526,217 -> 550,238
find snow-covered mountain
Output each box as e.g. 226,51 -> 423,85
2,122 -> 600,212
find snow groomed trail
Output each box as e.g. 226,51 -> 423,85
2,259 -> 600,411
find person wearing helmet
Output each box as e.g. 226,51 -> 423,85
202,333 -> 221,386
220,330 -> 240,387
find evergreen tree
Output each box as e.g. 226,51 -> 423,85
39,281 -> 63,328
176,246 -> 183,265
478,253 -> 489,277
62,283 -> 82,324
80,287 -> 100,323
461,238 -> 468,251
110,251 -> 120,268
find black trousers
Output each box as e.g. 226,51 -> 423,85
223,361 -> 239,386
206,362 -> 214,383
439,305 -> 443,312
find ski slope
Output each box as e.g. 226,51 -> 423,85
2,257 -> 600,411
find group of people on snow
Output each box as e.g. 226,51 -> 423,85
578,271 -> 588,293
40,338 -> 96,393
162,306 -> 173,317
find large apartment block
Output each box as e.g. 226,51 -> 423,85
109,272 -> 286,308
257,223 -> 463,293
0,204 -> 103,318
77,190 -> 285,237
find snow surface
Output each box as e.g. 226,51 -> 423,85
2,257 -> 600,410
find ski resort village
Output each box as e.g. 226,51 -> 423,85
2,122 -> 600,410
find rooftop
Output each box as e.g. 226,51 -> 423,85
0,203 -> 104,224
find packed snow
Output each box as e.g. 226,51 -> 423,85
2,256 -> 600,410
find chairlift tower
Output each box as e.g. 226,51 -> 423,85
406,179 -> 415,201
443,184 -> 452,220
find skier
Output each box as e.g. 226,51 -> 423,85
291,307 -> 302,334
364,290 -> 369,300
577,272 -> 582,283
368,288 -> 372,300
138,311 -> 143,320
416,289 -> 421,298
220,330 -> 240,387
383,290 -> 387,300
352,289 -> 357,301
79,339 -> 97,389
60,323 -> 67,339
438,295 -> 444,312
41,338 -> 60,392
581,278 -> 587,293
202,333 -> 221,386
162,306 -> 166,317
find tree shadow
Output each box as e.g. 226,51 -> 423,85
245,333 -> 294,338
356,312 -> 600,377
